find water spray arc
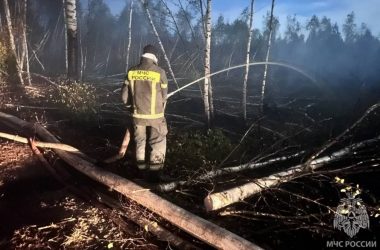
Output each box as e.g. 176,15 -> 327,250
167,61 -> 316,99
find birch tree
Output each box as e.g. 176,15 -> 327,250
2,0 -> 24,85
140,0 -> 179,89
64,0 -> 78,80
203,0 -> 213,127
242,0 -> 255,121
125,0 -> 133,72
62,0 -> 68,75
260,0 -> 275,112
22,0 -> 31,85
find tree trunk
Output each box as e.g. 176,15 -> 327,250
62,0 -> 68,75
141,0 -> 179,90
0,131 -> 79,152
95,191 -> 201,250
22,0 -> 31,85
204,137 -> 380,211
0,111 -> 262,250
242,0 -> 255,121
64,0 -> 78,80
260,0 -> 275,112
203,0 -> 212,127
125,0 -> 133,72
3,0 -> 24,85
158,150 -> 304,192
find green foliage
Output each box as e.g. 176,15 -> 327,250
48,82 -> 97,121
166,129 -> 233,173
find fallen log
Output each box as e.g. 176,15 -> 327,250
204,136 -> 380,211
0,111 -> 262,250
0,131 -> 79,152
95,191 -> 201,250
158,150 -> 305,192
28,139 -> 197,250
0,131 -> 96,163
103,128 -> 130,164
27,137 -> 69,184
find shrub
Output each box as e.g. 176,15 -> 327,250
49,82 -> 98,121
166,129 -> 233,175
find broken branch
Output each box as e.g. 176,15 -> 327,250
0,131 -> 79,152
204,136 -> 380,211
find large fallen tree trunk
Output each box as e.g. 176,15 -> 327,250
0,111 -> 261,250
27,135 -> 198,250
204,136 -> 380,211
158,150 -> 305,192
94,191 -> 201,250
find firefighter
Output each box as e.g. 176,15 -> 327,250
122,45 -> 168,179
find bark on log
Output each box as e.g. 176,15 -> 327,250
204,137 -> 380,211
0,131 -> 96,163
158,150 -> 305,192
27,138 -> 67,182
0,111 -> 262,250
95,191 -> 200,250
28,140 -> 196,249
0,131 -> 79,152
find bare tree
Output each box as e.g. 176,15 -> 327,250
242,0 -> 255,121
203,0 -> 213,127
64,0 -> 78,80
62,0 -> 68,75
125,0 -> 133,72
22,0 -> 31,85
260,0 -> 275,112
140,0 -> 179,89
2,0 -> 24,85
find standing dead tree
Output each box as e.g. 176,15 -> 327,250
21,0 -> 31,85
125,0 -> 133,72
62,0 -> 68,75
202,0 -> 214,127
242,0 -> 255,121
160,0 -> 199,75
140,0 -> 179,90
2,0 -> 24,85
260,0 -> 275,112
64,0 -> 78,80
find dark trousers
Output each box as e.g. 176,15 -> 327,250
134,120 -> 167,170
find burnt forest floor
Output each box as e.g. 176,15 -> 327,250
0,78 -> 380,249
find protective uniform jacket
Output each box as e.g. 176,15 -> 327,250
122,57 -> 168,125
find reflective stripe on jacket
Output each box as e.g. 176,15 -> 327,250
122,58 -> 168,125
